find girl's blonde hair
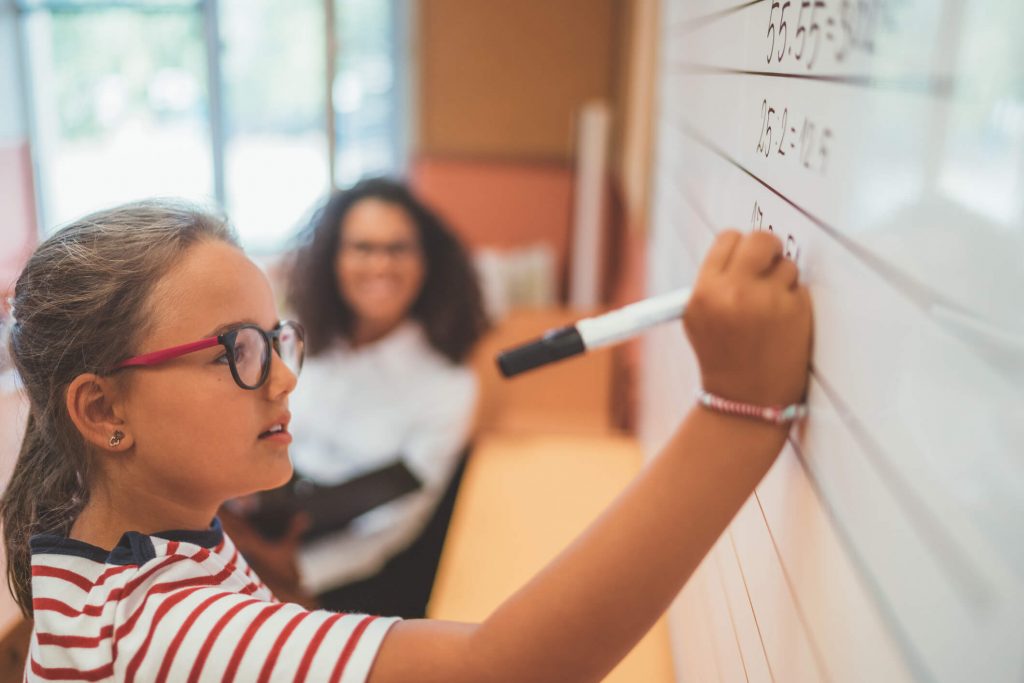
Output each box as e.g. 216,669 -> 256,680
1,199 -> 237,616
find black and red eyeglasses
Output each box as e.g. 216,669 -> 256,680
114,321 -> 305,390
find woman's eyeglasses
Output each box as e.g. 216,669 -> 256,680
114,321 -> 305,390
340,239 -> 421,261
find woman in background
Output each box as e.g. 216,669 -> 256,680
230,177 -> 489,617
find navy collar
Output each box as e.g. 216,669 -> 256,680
30,517 -> 224,566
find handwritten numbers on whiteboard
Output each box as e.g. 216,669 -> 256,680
793,1 -> 825,66
766,0 -> 895,70
757,99 -> 778,157
751,201 -> 769,233
767,3 -> 780,64
818,128 -> 832,174
751,201 -> 802,265
805,1 -> 826,68
757,100 -> 833,175
778,108 -> 790,156
784,234 -> 801,262
777,2 -> 791,63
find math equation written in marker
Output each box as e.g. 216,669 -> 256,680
764,0 -> 907,70
755,99 -> 833,175
751,200 -> 802,263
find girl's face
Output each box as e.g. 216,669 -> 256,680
334,198 -> 426,334
119,240 -> 297,509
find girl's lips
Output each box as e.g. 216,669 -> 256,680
259,429 -> 292,445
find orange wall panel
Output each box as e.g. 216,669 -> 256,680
417,0 -> 617,160
411,156 -> 575,273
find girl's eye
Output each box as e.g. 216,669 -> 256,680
215,353 -> 231,365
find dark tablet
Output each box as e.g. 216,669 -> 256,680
247,460 -> 422,541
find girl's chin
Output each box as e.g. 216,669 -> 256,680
249,454 -> 294,491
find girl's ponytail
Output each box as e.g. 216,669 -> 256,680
2,412 -> 90,614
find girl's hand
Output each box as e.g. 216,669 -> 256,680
683,230 -> 812,408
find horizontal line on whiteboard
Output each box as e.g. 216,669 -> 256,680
750,491 -> 841,682
710,550 -> 756,683
671,0 -> 767,34
659,169 -> 978,681
653,176 -> 933,676
809,371 -> 991,607
669,63 -> 955,98
783,437 -> 938,683
670,119 -> 968,317
659,180 -> 949,678
666,170 -> 991,607
659,118 -> 1024,391
667,162 -> 987,585
736,502 -> 835,682
727,531 -> 780,683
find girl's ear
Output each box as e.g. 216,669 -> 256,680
66,373 -> 133,452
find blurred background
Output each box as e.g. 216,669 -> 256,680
0,2 -> 671,679
1,0 -> 659,424
1,0 -> 656,304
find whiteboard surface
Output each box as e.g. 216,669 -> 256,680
643,2 -> 1024,681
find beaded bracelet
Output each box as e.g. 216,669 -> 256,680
696,389 -> 808,425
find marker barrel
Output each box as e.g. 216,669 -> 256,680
576,288 -> 691,349
496,288 -> 691,377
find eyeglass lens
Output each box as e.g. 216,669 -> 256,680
229,324 -> 304,389
344,240 -> 419,260
232,327 -> 268,388
275,324 -> 303,377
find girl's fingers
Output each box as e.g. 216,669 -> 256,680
732,231 -> 783,276
698,230 -> 743,278
769,256 -> 800,290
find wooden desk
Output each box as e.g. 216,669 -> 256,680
429,433 -> 674,683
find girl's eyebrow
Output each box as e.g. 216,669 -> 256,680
205,319 -> 260,337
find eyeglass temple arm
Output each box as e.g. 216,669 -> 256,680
116,336 -> 221,369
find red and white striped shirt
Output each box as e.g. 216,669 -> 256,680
28,518 -> 399,682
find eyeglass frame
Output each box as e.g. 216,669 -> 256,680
113,320 -> 305,390
338,239 -> 422,261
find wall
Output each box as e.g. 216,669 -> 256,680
417,0 -> 617,161
411,0 -> 621,294
410,157 -> 575,271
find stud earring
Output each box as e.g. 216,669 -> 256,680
109,431 -> 125,448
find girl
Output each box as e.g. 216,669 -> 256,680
3,198 -> 810,682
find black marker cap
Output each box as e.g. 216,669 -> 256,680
496,325 -> 586,378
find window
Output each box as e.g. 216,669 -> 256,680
16,0 -> 408,252
333,0 -> 409,187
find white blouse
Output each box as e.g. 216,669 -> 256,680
288,321 -> 477,594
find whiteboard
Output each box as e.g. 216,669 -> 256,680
641,1 -> 1024,681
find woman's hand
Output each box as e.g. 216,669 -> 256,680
683,230 -> 812,408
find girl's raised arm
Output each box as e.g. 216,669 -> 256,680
369,230 -> 812,683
